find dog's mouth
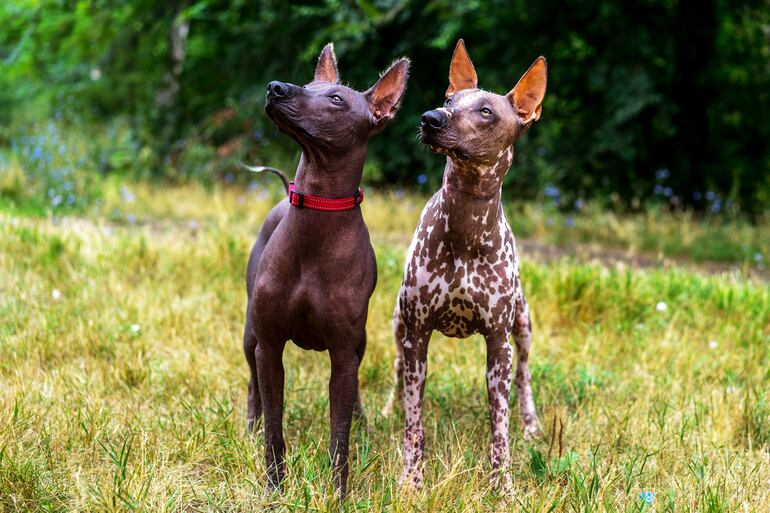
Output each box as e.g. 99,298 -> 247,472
428,144 -> 470,161
264,95 -> 288,117
421,132 -> 470,161
420,128 -> 469,161
265,100 -> 310,140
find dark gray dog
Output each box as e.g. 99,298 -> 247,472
244,43 -> 408,497
385,39 -> 546,491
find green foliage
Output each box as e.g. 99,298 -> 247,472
528,446 -> 578,482
2,0 -> 770,213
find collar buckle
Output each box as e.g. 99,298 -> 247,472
289,187 -> 304,208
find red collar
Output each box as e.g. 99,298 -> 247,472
288,181 -> 364,211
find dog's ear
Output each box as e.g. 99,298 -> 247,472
508,56 -> 547,124
365,58 -> 410,126
446,39 -> 478,97
314,43 -> 340,83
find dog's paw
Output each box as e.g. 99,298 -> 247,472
381,389 -> 401,417
398,466 -> 424,492
246,416 -> 263,435
523,422 -> 542,441
353,417 -> 371,439
489,471 -> 514,497
380,400 -> 395,418
265,481 -> 283,495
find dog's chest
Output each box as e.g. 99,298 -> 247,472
401,196 -> 520,337
252,217 -> 376,349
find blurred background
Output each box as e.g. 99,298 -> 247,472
1,0 -> 769,215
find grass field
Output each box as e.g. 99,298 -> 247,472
1,181 -> 769,512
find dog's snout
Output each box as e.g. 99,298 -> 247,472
421,110 -> 448,130
267,81 -> 290,98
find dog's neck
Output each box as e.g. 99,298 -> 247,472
438,147 -> 513,249
442,146 -> 513,199
293,146 -> 368,199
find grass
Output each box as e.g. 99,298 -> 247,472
505,202 -> 769,266
1,181 -> 769,511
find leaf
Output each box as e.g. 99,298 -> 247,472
528,447 -> 548,481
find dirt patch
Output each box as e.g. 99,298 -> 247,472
518,239 -> 769,281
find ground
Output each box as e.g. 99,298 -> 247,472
1,182 -> 768,512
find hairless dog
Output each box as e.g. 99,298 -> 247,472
385,39 -> 547,492
244,44 -> 409,496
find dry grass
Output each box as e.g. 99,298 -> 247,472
1,182 -> 769,512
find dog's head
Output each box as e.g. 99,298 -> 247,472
265,43 -> 409,154
421,39 -> 546,168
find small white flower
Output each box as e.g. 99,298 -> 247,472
708,340 -> 718,349
52,289 -> 62,300
130,324 -> 141,334
120,185 -> 135,203
90,68 -> 102,81
635,322 -> 646,330
726,385 -> 738,394
655,301 -> 668,312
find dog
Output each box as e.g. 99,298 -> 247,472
385,39 -> 547,491
244,43 -> 409,496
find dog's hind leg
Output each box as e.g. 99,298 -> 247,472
381,306 -> 405,417
244,202 -> 288,434
243,307 -> 262,433
513,293 -> 540,439
353,334 -> 367,427
485,332 -> 514,492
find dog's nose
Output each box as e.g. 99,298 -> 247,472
267,81 -> 290,98
421,110 -> 447,130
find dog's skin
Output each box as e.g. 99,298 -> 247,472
244,44 -> 409,496
385,39 -> 547,491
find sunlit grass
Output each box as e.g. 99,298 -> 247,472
1,182 -> 769,511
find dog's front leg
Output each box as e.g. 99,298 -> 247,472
513,294 -> 540,439
486,333 -> 514,492
256,341 -> 286,492
328,348 -> 360,498
398,329 -> 429,490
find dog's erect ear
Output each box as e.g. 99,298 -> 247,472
508,56 -> 547,124
446,39 -> 478,97
314,43 -> 340,83
365,58 -> 410,125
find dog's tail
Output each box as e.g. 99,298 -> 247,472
238,162 -> 290,193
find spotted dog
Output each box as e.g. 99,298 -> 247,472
385,39 -> 547,491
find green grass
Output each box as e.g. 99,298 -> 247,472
1,183 -> 769,511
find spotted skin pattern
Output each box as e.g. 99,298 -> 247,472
390,153 -> 540,490
388,42 -> 547,492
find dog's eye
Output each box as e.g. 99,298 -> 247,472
444,97 -> 452,106
330,94 -> 343,103
480,107 -> 493,117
